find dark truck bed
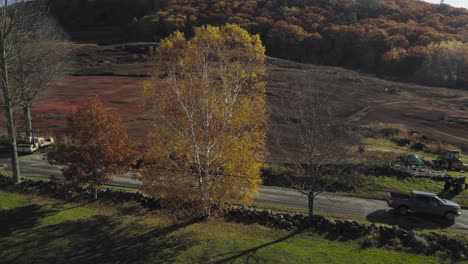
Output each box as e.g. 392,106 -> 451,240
388,192 -> 411,200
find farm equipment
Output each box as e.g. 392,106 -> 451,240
444,176 -> 467,194
16,130 -> 54,154
432,150 -> 468,171
400,154 -> 425,166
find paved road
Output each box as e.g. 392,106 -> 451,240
2,153 -> 468,230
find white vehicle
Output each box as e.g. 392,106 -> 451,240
17,130 -> 54,154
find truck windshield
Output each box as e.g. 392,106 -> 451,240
432,197 -> 444,205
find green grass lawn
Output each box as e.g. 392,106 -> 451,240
363,138 -> 438,160
363,137 -> 468,162
0,191 -> 453,264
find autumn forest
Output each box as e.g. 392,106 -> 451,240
50,0 -> 467,88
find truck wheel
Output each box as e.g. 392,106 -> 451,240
398,206 -> 409,216
445,212 -> 456,222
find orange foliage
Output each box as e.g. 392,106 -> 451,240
128,0 -> 467,88
49,98 -> 139,198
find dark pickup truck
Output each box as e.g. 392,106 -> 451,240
387,190 -> 461,222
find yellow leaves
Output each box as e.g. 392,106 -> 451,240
143,24 -> 268,214
414,40 -> 468,87
383,47 -> 407,62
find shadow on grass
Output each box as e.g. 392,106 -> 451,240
366,209 -> 452,230
213,229 -> 302,264
50,201 -> 96,212
0,149 -> 35,158
0,204 -> 56,236
0,215 -> 198,264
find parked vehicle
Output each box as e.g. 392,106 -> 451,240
432,150 -> 468,171
16,130 -> 54,154
387,190 -> 461,222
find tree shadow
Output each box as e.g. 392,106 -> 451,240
213,229 -> 302,264
366,209 -> 452,230
50,201 -> 96,212
0,215 -> 198,264
0,204 -> 56,236
0,149 -> 34,158
0,151 -> 10,159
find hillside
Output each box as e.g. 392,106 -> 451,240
30,43 -> 468,162
49,0 -> 468,89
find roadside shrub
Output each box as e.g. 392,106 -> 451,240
411,235 -> 430,253
261,164 -> 301,177
380,128 -> 400,138
409,130 -> 423,141
387,238 -> 403,251
410,141 -> 426,151
391,137 -> 411,147
360,229 -> 380,248
424,142 -> 457,155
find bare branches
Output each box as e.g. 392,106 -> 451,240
8,3 -> 70,136
0,0 -> 68,183
272,72 -> 356,219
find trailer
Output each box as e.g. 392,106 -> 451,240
16,130 -> 54,154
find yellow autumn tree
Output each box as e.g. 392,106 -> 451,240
416,40 -> 468,88
142,24 -> 267,216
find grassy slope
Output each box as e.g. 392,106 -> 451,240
363,137 -> 468,162
364,137 -> 437,160
0,191 -> 449,264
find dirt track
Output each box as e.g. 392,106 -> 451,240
346,101 -> 410,123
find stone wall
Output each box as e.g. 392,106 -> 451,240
0,176 -> 161,210
227,206 -> 468,260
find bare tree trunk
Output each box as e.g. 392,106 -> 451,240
23,104 -> 32,136
93,172 -> 98,200
308,191 -> 314,223
0,27 -> 21,184
206,197 -> 212,218
3,101 -> 21,184
93,186 -> 98,200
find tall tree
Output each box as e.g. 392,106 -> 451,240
48,98 -> 139,200
272,74 -> 356,221
0,0 -> 65,183
10,14 -> 70,138
142,24 -> 268,217
0,0 -> 29,184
